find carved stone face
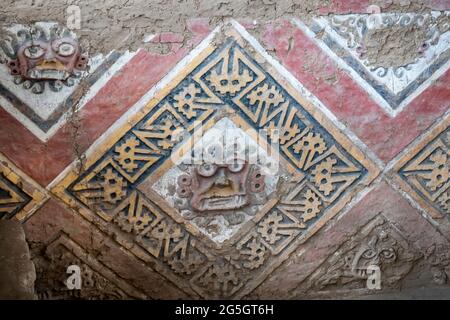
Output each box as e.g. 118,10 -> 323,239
350,232 -> 397,278
177,158 -> 265,212
14,37 -> 84,81
1,23 -> 88,86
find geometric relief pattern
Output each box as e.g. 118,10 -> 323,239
113,191 -> 207,279
0,152 -> 47,221
0,172 -> 31,219
392,114 -> 450,219
34,234 -> 147,300
66,85 -> 215,221
304,12 -> 450,116
53,24 -> 379,298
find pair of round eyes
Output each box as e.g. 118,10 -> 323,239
197,162 -> 245,177
23,43 -> 76,59
361,248 -> 395,260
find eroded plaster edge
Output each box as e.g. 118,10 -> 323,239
292,18 -> 397,117
293,18 -> 450,118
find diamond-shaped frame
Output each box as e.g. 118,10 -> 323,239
390,112 -> 450,219
0,152 -> 48,221
51,22 -> 380,298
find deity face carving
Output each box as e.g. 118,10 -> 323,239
349,232 -> 397,278
177,158 -> 265,212
1,23 -> 88,92
14,37 -> 84,81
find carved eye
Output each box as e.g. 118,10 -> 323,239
57,43 -> 75,57
380,248 -> 396,260
361,249 -> 376,259
197,163 -> 217,177
24,45 -> 45,59
228,161 -> 245,173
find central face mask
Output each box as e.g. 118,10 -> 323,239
177,158 -> 265,213
14,37 -> 85,81
2,24 -> 88,86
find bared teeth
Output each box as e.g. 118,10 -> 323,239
200,195 -> 247,211
27,68 -> 69,80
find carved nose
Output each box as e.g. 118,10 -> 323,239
43,49 -> 56,61
214,170 -> 230,187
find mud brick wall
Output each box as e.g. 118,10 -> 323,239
0,0 -> 449,299
0,220 -> 36,299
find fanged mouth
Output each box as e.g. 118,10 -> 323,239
198,194 -> 249,211
27,68 -> 70,80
